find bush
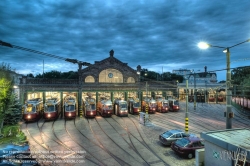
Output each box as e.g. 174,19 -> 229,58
2,125 -> 20,137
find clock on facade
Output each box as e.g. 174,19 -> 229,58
108,73 -> 113,78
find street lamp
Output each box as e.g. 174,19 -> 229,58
198,39 -> 250,129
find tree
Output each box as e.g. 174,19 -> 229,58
35,70 -> 78,79
231,67 -> 250,85
0,62 -> 13,135
232,66 -> 250,98
4,93 -> 22,125
26,73 -> 34,78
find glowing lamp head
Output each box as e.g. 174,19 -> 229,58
198,42 -> 210,49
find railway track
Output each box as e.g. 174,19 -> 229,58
112,115 -> 168,165
104,117 -> 154,166
186,102 -> 250,127
25,119 -> 63,165
86,117 -> 134,166
64,119 -> 106,166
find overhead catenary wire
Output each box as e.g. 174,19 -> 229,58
0,40 -> 91,67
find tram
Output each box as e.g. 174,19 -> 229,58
168,99 -> 180,111
127,98 -> 141,115
64,96 -> 77,119
44,97 -> 61,121
157,99 -> 169,113
97,99 -> 113,117
83,97 -> 97,118
209,95 -> 215,102
114,99 -> 128,117
23,98 -> 44,122
143,98 -> 157,114
217,95 -> 224,102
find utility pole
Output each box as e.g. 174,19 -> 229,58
185,80 -> 189,133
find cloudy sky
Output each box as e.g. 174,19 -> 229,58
1,0 -> 250,82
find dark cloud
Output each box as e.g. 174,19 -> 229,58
1,0 -> 250,81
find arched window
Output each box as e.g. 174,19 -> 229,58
127,77 -> 135,83
85,76 -> 95,83
99,69 -> 123,83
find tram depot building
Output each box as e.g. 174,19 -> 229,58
18,50 -> 178,112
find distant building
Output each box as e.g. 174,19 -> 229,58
173,66 -> 217,84
172,69 -> 192,78
9,71 -> 23,100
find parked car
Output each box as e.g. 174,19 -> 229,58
171,136 -> 204,159
0,143 -> 38,165
159,129 -> 195,146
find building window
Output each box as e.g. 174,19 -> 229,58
85,76 -> 95,83
99,68 -> 123,83
127,77 -> 135,83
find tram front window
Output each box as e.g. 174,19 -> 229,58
163,103 -> 169,107
46,106 -> 55,112
104,105 -> 112,110
151,103 -> 156,107
120,103 -> 127,109
26,104 -> 35,113
90,104 -> 96,110
66,105 -> 75,111
134,102 -> 140,107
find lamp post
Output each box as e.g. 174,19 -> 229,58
198,39 -> 250,129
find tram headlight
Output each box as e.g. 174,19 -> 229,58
48,114 -> 51,117
28,115 -> 31,119
69,113 -> 71,116
90,112 -> 93,115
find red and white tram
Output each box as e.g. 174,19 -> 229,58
157,99 -> 169,113
143,98 -> 157,114
97,99 -> 113,117
114,99 -> 128,117
64,96 -> 77,119
23,98 -> 43,122
128,98 -> 141,115
44,97 -> 61,121
168,99 -> 180,111
83,97 -> 97,118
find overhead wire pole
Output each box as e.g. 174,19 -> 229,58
185,80 -> 189,134
1,40 -> 92,117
